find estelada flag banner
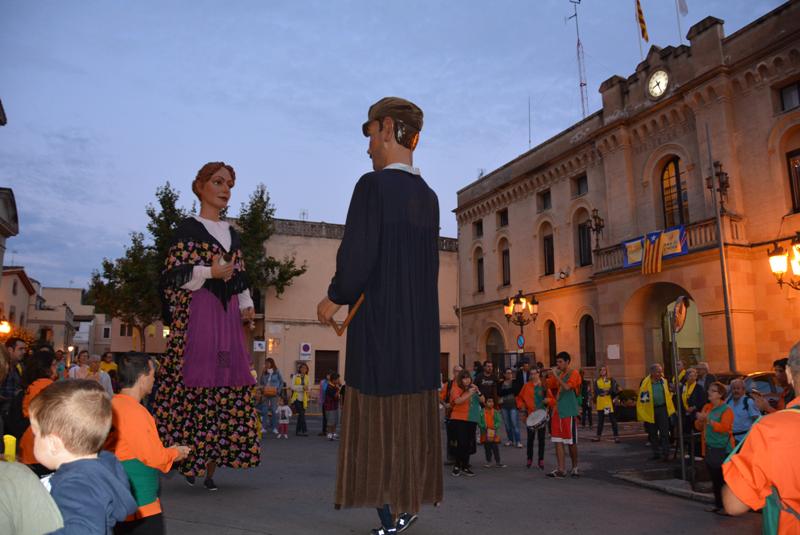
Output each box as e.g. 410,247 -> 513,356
622,226 -> 687,270
642,231 -> 665,274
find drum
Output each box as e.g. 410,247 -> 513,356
526,409 -> 548,430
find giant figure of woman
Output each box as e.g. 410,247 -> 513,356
155,162 -> 260,490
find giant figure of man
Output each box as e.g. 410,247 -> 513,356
317,97 -> 443,535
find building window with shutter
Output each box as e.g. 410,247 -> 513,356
577,221 -> 592,266
501,247 -> 511,286
543,234 -> 555,276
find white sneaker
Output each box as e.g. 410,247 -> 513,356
272,428 -> 279,435
327,433 -> 333,440
332,433 -> 340,440
516,442 -> 523,448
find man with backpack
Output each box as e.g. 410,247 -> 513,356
723,342 -> 800,533
726,378 -> 760,446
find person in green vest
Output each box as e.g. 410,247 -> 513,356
636,363 -> 676,461
545,352 -> 582,479
694,381 -> 734,514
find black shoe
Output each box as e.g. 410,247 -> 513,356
185,475 -> 196,486
451,466 -> 461,477
461,467 -> 476,477
395,513 -> 417,533
203,478 -> 218,491
370,527 -> 397,535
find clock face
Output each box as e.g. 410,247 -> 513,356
648,70 -> 669,98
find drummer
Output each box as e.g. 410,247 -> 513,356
516,369 -> 549,471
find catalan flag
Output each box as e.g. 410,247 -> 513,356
636,0 -> 649,42
642,231 -> 664,275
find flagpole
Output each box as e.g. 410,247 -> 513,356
705,124 -> 737,373
635,1 -> 643,60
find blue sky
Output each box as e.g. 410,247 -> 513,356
0,0 -> 782,288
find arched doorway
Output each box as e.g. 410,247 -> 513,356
622,283 -> 704,379
485,327 -> 505,368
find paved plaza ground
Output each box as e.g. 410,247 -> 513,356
159,415 -> 761,534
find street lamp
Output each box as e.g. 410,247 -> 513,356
586,208 -> 605,249
503,290 -> 538,352
0,319 -> 10,335
768,232 -> 800,291
706,161 -> 731,214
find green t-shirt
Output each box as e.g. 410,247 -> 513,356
652,381 -> 666,407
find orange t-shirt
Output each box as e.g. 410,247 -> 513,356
107,393 -> 179,519
19,378 -> 54,464
516,382 -> 541,413
448,384 -> 471,421
723,397 -> 800,535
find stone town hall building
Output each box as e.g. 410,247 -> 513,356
455,2 -> 800,388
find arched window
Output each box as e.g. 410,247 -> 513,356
475,248 -> 485,293
661,157 -> 689,227
545,320 -> 557,366
579,315 -> 596,367
498,239 -> 511,287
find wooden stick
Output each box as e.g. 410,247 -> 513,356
333,294 -> 365,336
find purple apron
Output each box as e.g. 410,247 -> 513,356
182,288 -> 255,388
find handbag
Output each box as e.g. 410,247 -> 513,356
263,386 -> 278,397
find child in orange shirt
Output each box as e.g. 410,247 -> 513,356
479,397 -> 506,468
106,352 -> 190,534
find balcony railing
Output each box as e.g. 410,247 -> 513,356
593,215 -> 746,274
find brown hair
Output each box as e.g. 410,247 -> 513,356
709,381 -> 727,398
192,162 -> 236,200
456,369 -> 473,390
29,380 -> 112,456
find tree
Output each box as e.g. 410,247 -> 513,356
88,233 -> 160,351
237,184 -> 306,304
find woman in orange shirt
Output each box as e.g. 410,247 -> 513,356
18,351 -> 57,472
447,370 -> 484,477
695,381 -> 734,514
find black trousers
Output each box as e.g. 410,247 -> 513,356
647,405 -> 671,458
293,400 -> 307,434
580,402 -> 593,426
483,442 -> 500,463
705,446 -> 727,509
526,425 -> 546,461
450,420 -> 477,469
596,410 -> 619,437
114,514 -> 165,535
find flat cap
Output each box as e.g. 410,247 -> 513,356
362,96 -> 423,137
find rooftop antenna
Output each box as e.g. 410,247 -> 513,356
528,96 -> 532,150
567,0 -> 589,119
299,209 -> 308,221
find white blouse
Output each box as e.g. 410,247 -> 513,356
180,216 -> 254,310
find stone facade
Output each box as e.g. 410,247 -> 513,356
455,3 -> 800,388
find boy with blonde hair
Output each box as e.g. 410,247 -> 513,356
29,379 -> 137,534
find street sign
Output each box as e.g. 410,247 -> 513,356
516,334 -> 525,349
299,342 -> 312,361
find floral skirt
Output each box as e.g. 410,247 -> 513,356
154,334 -> 261,477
